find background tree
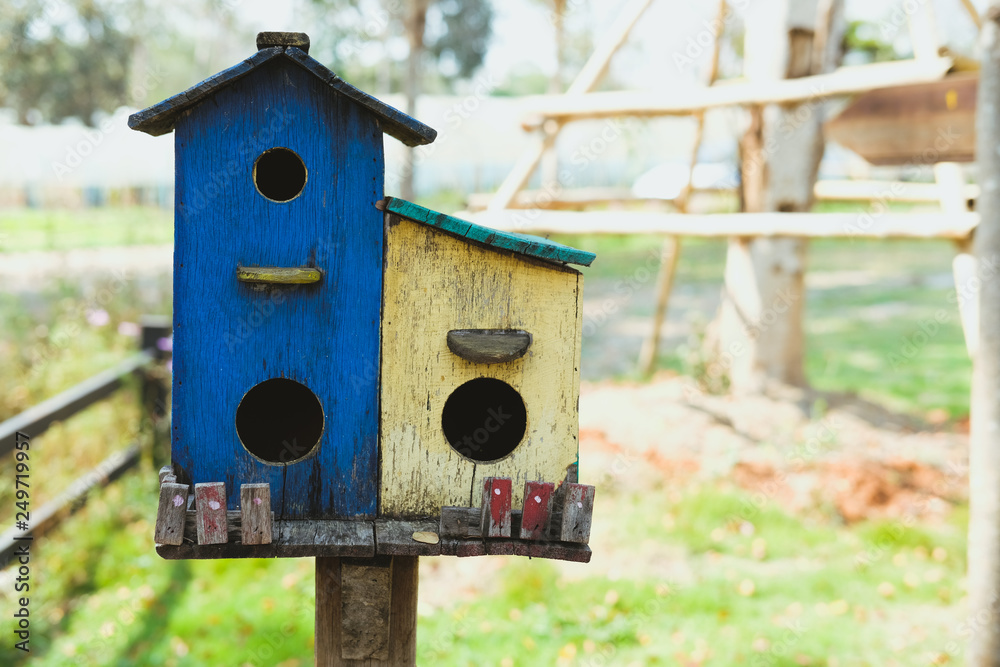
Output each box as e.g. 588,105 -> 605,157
0,0 -> 135,126
309,0 -> 493,199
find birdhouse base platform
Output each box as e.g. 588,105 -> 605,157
154,471 -> 593,563
155,515 -> 591,563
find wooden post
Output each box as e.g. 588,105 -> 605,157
139,315 -> 171,470
968,6 -> 1000,666
487,0 -> 653,211
316,556 -> 419,666
717,0 -> 844,392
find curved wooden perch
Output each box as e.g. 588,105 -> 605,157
446,329 -> 532,364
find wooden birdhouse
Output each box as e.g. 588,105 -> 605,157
134,32 -> 597,563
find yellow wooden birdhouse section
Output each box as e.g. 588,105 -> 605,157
378,199 -> 592,517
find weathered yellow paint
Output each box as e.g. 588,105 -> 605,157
380,215 -> 583,517
236,266 -> 322,284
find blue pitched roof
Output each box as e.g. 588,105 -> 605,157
128,42 -> 436,147
381,197 -> 596,267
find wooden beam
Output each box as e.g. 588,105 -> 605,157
638,237 -> 681,375
812,179 -> 979,202
0,444 -> 141,566
467,181 -> 980,211
564,0 -> 654,96
960,0 -> 982,29
487,0 -> 654,211
520,57 -> 953,128
466,209 -> 979,239
0,351 -> 154,457
315,556 -> 418,667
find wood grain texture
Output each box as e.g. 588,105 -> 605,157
374,519 -> 442,556
439,507 -> 482,538
256,31 -> 310,52
158,465 -> 175,485
559,483 -> 596,543
240,483 -> 272,544
480,477 -> 512,537
384,197 -> 595,266
195,482 -> 228,545
380,214 -> 583,517
439,539 -> 487,557
446,329 -> 532,364
315,556 -> 418,666
341,560 -> 391,660
154,482 -> 189,545
235,266 -> 322,284
284,48 -> 436,147
172,57 -> 382,519
159,517 -> 372,559
520,481 -> 555,540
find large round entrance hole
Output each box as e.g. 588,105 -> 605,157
253,147 -> 307,202
236,378 -> 324,464
441,378 -> 527,462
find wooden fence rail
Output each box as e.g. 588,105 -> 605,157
0,318 -> 170,566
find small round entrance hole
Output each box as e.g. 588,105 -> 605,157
253,147 -> 307,202
441,377 -> 527,462
236,378 -> 324,464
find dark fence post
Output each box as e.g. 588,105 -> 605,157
140,315 -> 171,470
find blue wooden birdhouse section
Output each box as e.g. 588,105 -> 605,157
130,38 -> 436,520
137,33 -> 599,563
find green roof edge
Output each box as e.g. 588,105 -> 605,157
382,198 -> 596,268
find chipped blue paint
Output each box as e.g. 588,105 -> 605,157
171,58 -> 381,519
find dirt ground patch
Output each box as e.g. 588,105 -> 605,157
578,374 -> 968,523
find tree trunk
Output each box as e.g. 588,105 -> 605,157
717,0 -> 843,393
968,5 -> 1000,665
401,0 -> 429,201
542,0 -> 567,190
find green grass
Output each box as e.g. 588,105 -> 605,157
0,474 -> 967,667
563,233 -> 971,418
0,207 -> 172,252
0,208 -> 975,666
